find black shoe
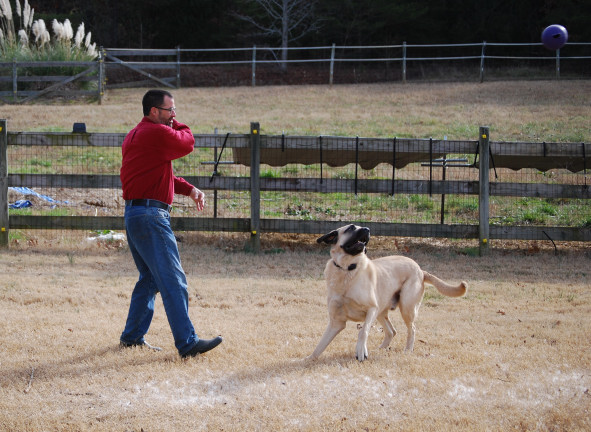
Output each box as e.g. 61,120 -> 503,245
120,340 -> 162,351
181,336 -> 223,358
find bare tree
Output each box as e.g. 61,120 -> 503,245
234,0 -> 319,70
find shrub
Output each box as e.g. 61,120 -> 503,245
0,0 -> 97,62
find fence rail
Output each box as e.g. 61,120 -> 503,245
1,41 -> 590,102
105,42 -> 591,87
0,57 -> 105,104
1,120 -> 589,253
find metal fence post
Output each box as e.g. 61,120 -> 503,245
480,41 -> 486,83
329,43 -> 335,86
0,119 -> 8,248
402,41 -> 407,83
479,126 -> 490,256
252,45 -> 257,87
176,45 -> 182,88
249,122 -> 261,253
556,48 -> 561,80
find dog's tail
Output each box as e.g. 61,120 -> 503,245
423,271 -> 467,297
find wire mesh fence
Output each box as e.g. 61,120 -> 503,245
2,126 -> 590,248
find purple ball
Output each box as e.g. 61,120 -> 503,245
541,24 -> 568,50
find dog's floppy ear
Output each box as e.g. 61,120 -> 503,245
317,230 -> 338,244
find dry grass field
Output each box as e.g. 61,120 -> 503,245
0,235 -> 590,431
1,81 -> 590,431
3,80 -> 591,141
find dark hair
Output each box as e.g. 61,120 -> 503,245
142,89 -> 173,116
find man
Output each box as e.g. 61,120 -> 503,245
119,89 -> 222,358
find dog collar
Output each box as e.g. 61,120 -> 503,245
333,261 -> 357,271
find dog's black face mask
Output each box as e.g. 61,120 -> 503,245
318,225 -> 370,256
342,226 -> 370,256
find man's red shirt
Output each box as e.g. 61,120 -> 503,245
121,117 -> 195,205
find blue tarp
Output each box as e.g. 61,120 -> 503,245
9,187 -> 69,209
9,199 -> 32,209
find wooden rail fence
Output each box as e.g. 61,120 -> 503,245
1,120 -> 590,254
1,41 -> 590,102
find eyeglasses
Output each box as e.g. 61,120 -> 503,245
155,106 -> 176,113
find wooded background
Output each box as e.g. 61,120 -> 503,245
39,0 -> 591,50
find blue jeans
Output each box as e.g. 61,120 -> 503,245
120,204 -> 199,356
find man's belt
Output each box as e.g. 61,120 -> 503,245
125,199 -> 171,212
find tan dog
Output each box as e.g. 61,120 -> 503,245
308,224 -> 467,362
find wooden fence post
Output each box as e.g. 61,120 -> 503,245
249,122 -> 261,253
98,47 -> 104,105
479,126 -> 490,256
12,60 -> 17,103
0,119 -> 8,248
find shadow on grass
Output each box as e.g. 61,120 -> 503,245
2,344 -> 179,392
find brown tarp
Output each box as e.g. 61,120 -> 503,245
233,145 -> 590,173
489,155 -> 588,173
232,148 -> 446,170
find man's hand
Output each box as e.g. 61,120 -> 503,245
189,187 -> 206,211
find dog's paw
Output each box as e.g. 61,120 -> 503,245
355,346 -> 369,362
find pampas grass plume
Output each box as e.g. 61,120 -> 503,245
63,18 -> 73,40
23,0 -> 31,28
28,7 -> 34,29
32,19 -> 50,46
52,18 -> 64,40
87,41 -> 97,58
0,0 -> 13,20
74,23 -> 84,48
2,2 -> 93,61
18,28 -> 28,45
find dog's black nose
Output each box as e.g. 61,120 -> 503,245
358,227 -> 370,244
342,227 -> 370,255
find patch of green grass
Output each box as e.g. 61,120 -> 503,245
448,123 -> 479,138
447,196 -> 478,215
488,197 -> 590,227
260,169 -> 282,178
12,207 -> 71,217
8,230 -> 27,242
44,208 -> 71,217
29,158 -> 53,168
8,208 -> 32,215
517,199 -> 558,225
459,246 -> 480,257
409,194 -> 435,212
314,206 -> 337,217
285,205 -> 312,219
262,208 -> 284,218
